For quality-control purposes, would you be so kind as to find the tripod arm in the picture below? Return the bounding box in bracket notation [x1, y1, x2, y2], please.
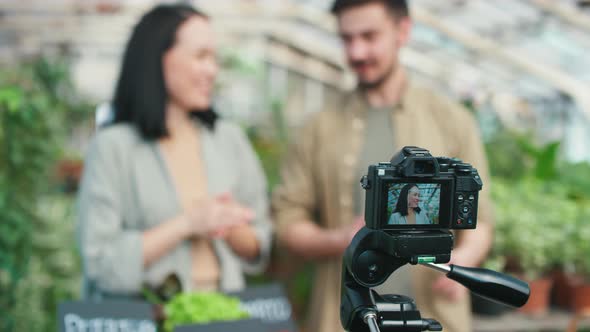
[424, 263, 530, 307]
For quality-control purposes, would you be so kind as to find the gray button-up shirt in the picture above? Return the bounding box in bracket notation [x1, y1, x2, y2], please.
[77, 120, 272, 299]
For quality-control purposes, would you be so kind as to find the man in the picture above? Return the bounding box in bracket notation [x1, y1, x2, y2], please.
[271, 1, 494, 331]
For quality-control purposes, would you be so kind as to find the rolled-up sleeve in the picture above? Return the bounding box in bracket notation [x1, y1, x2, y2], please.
[77, 133, 143, 294]
[271, 116, 319, 237]
[233, 127, 273, 274]
[457, 113, 495, 227]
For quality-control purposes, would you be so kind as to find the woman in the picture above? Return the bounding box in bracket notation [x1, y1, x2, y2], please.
[77, 4, 272, 299]
[388, 184, 431, 225]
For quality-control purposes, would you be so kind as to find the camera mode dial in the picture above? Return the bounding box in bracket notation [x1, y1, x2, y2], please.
[455, 163, 472, 174]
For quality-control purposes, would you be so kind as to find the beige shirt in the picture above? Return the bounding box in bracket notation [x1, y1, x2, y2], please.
[78, 120, 272, 299]
[272, 81, 494, 332]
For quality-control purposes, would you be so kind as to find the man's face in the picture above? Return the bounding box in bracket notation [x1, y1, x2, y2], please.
[337, 2, 411, 89]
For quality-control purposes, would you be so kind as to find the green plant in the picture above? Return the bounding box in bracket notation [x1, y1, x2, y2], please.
[246, 96, 289, 194]
[559, 161, 590, 202]
[484, 128, 590, 281]
[514, 135, 560, 181]
[572, 203, 590, 279]
[1, 65, 58, 331]
[248, 131, 285, 192]
[485, 129, 530, 180]
[492, 178, 578, 280]
[0, 56, 89, 331]
[11, 195, 81, 331]
[163, 292, 249, 331]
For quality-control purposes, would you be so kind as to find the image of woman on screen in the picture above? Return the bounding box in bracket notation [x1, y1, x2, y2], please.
[388, 183, 432, 225]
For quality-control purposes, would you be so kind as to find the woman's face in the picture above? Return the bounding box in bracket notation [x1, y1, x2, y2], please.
[162, 16, 218, 111]
[407, 186, 420, 209]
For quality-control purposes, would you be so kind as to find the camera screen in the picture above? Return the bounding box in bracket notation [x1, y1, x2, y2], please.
[385, 183, 441, 226]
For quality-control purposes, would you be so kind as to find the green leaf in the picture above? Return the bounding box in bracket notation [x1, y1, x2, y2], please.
[0, 56, 85, 330]
[163, 292, 249, 332]
[0, 86, 24, 112]
[534, 141, 560, 180]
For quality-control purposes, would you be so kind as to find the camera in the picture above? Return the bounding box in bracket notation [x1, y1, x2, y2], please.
[341, 147, 530, 332]
[361, 146, 483, 231]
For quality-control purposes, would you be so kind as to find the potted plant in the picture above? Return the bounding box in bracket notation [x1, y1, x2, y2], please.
[140, 274, 251, 332]
[547, 161, 590, 311]
[485, 125, 590, 314]
[163, 292, 249, 332]
[492, 178, 577, 315]
[567, 203, 590, 313]
[548, 202, 583, 311]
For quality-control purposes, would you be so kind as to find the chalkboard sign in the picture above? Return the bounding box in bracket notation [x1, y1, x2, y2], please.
[231, 283, 297, 332]
[58, 300, 157, 332]
[174, 319, 269, 332]
[58, 283, 296, 332]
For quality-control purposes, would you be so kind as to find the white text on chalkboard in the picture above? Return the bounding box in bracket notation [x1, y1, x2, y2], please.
[240, 298, 292, 322]
[64, 314, 157, 332]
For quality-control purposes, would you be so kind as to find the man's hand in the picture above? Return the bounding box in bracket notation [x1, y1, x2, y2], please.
[277, 216, 366, 261]
[432, 276, 467, 302]
[432, 222, 494, 301]
[432, 248, 473, 301]
[343, 216, 365, 245]
[221, 222, 261, 260]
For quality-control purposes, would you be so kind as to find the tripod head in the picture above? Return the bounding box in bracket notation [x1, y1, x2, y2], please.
[340, 227, 531, 332]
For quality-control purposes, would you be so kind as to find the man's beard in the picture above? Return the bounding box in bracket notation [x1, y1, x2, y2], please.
[356, 60, 396, 90]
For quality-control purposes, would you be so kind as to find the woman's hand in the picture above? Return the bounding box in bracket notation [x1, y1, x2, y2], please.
[180, 192, 254, 238]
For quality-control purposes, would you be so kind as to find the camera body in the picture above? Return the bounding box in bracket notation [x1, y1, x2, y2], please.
[341, 147, 530, 332]
[362, 146, 482, 231]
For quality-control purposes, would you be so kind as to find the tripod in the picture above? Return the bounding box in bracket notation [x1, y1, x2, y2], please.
[340, 227, 530, 332]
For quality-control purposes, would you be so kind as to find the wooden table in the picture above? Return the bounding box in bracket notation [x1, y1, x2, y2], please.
[474, 310, 590, 332]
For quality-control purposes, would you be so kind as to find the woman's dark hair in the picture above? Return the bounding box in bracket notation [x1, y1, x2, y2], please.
[112, 4, 208, 140]
[393, 183, 421, 216]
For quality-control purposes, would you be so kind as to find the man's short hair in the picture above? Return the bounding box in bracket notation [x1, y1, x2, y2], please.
[331, 0, 409, 19]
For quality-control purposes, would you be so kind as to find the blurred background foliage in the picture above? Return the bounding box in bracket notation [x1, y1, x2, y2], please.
[2, 50, 590, 330]
[485, 123, 590, 281]
[247, 98, 289, 192]
[0, 56, 90, 331]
